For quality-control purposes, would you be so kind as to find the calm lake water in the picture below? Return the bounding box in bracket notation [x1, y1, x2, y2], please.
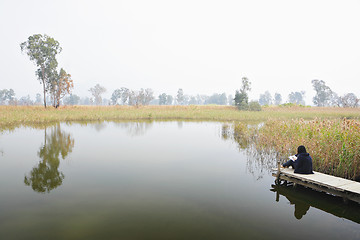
[0, 121, 359, 240]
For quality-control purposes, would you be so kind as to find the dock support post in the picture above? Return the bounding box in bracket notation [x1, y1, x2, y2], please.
[275, 160, 281, 185]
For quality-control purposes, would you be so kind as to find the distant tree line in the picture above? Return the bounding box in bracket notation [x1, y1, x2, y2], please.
[10, 36, 360, 110]
[256, 79, 359, 108]
[311, 79, 359, 107]
[258, 91, 306, 106]
[172, 88, 230, 105]
[2, 78, 359, 108]
[110, 87, 154, 106]
[109, 87, 231, 106]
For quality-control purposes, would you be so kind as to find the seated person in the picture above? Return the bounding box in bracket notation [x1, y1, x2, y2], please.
[282, 145, 314, 174]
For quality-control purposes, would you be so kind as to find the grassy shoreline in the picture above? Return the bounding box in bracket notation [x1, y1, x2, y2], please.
[2, 105, 360, 129]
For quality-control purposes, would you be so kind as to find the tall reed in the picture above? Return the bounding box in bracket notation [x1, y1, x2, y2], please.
[254, 118, 360, 180]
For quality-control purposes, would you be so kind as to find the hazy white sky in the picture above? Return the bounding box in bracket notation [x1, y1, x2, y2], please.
[1, 0, 359, 104]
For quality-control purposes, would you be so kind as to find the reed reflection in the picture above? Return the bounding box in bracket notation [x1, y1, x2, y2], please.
[24, 124, 74, 193]
[221, 122, 277, 179]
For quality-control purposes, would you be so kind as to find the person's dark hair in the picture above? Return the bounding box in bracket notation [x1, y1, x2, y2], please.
[297, 145, 307, 154]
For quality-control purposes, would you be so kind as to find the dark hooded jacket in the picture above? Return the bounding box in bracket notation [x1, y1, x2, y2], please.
[294, 153, 313, 174]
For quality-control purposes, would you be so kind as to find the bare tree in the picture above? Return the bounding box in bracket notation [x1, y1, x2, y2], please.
[339, 93, 359, 108]
[143, 88, 154, 105]
[89, 84, 106, 105]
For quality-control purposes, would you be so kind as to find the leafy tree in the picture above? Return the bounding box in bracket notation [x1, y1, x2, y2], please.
[35, 93, 42, 105]
[80, 97, 91, 105]
[228, 94, 234, 106]
[128, 90, 136, 106]
[183, 95, 190, 105]
[112, 87, 131, 105]
[7, 89, 16, 104]
[205, 93, 227, 105]
[166, 95, 173, 105]
[0, 89, 16, 105]
[0, 90, 5, 105]
[288, 91, 305, 105]
[218, 93, 227, 105]
[126, 88, 154, 106]
[120, 87, 130, 105]
[18, 95, 33, 106]
[63, 94, 80, 105]
[189, 96, 197, 105]
[248, 100, 262, 111]
[274, 93, 282, 105]
[258, 91, 272, 105]
[312, 79, 333, 106]
[89, 84, 106, 105]
[49, 68, 73, 107]
[234, 77, 251, 110]
[111, 89, 122, 105]
[20, 34, 62, 108]
[176, 88, 185, 105]
[159, 93, 167, 105]
[192, 94, 207, 105]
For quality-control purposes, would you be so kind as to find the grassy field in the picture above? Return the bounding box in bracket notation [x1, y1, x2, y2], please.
[2, 105, 360, 129]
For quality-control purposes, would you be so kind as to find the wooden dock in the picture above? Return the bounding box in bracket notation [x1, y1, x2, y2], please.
[272, 165, 360, 204]
[270, 184, 360, 223]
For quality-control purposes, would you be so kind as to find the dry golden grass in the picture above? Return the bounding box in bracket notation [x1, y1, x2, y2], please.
[2, 105, 360, 127]
[253, 118, 360, 180]
[1, 105, 360, 133]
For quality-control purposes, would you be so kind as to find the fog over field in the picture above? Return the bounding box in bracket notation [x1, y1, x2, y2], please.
[1, 0, 360, 105]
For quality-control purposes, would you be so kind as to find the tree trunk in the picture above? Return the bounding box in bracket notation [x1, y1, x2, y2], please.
[56, 91, 60, 108]
[42, 80, 47, 108]
[41, 66, 47, 108]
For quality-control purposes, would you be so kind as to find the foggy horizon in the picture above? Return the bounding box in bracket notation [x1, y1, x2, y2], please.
[1, 0, 360, 105]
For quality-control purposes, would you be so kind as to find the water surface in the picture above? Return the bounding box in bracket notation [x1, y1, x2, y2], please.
[0, 121, 359, 239]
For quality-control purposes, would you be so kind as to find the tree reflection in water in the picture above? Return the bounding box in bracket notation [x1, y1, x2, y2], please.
[24, 124, 74, 193]
[113, 120, 153, 137]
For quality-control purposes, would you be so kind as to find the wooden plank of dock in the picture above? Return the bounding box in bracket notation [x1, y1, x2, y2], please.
[272, 167, 360, 204]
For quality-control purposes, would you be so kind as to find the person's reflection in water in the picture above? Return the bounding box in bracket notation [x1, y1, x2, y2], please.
[272, 184, 311, 220]
[24, 124, 74, 193]
[293, 201, 310, 220]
